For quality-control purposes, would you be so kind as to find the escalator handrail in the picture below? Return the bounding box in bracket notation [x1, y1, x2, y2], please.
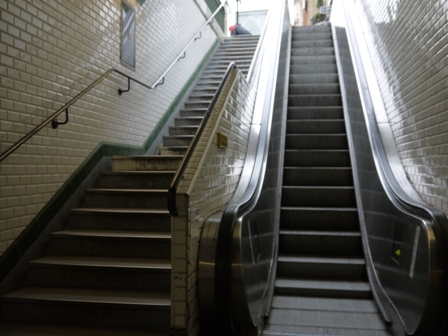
[339, 0, 448, 267]
[335, 0, 448, 332]
[167, 62, 237, 216]
[213, 1, 288, 332]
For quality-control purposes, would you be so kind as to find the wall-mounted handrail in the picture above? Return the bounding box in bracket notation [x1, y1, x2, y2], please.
[167, 62, 236, 217]
[0, 68, 114, 163]
[151, 1, 227, 88]
[0, 3, 228, 164]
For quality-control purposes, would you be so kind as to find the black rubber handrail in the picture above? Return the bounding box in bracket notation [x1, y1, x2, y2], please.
[167, 62, 237, 217]
[0, 3, 227, 164]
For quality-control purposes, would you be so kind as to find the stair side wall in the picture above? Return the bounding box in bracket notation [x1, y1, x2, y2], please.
[0, 0, 220, 259]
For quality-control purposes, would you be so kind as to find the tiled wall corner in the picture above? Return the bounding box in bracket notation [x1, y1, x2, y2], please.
[171, 68, 257, 335]
[0, 0, 218, 255]
[356, 0, 448, 214]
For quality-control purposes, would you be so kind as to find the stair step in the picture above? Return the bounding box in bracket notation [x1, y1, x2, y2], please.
[289, 74, 339, 85]
[97, 171, 175, 189]
[291, 39, 334, 49]
[111, 156, 182, 172]
[292, 32, 333, 41]
[292, 26, 332, 34]
[168, 126, 198, 136]
[266, 298, 390, 335]
[289, 83, 340, 94]
[280, 207, 359, 231]
[68, 208, 170, 232]
[48, 230, 171, 259]
[2, 287, 170, 331]
[84, 189, 168, 209]
[0, 323, 168, 336]
[279, 230, 362, 256]
[288, 106, 343, 119]
[28, 256, 171, 292]
[282, 186, 356, 207]
[184, 101, 211, 109]
[277, 255, 367, 280]
[285, 134, 348, 150]
[163, 135, 194, 147]
[290, 47, 335, 57]
[291, 55, 336, 65]
[179, 108, 208, 117]
[284, 149, 351, 167]
[283, 167, 353, 186]
[286, 120, 345, 134]
[274, 278, 371, 299]
[174, 116, 203, 126]
[158, 146, 188, 156]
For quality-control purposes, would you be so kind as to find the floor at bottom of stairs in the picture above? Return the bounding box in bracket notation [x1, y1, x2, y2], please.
[0, 324, 168, 336]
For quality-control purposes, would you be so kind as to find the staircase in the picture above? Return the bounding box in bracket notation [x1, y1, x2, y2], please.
[0, 36, 259, 335]
[263, 26, 391, 335]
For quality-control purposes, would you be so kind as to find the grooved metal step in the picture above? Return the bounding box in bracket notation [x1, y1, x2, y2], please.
[280, 207, 359, 231]
[274, 278, 371, 299]
[283, 167, 353, 186]
[286, 120, 345, 133]
[265, 24, 389, 336]
[289, 82, 340, 94]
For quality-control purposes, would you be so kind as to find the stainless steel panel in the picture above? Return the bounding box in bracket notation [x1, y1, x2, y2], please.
[331, 1, 448, 334]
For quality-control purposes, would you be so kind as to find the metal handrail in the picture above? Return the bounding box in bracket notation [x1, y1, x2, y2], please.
[0, 68, 114, 163]
[167, 62, 237, 216]
[152, 1, 227, 88]
[0, 4, 227, 163]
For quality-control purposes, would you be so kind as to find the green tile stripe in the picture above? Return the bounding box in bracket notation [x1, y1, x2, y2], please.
[0, 38, 219, 283]
[194, 0, 226, 34]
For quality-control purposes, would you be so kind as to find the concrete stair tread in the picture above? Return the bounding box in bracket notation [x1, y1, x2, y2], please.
[275, 278, 371, 292]
[30, 255, 171, 269]
[70, 208, 170, 215]
[163, 134, 194, 138]
[4, 287, 171, 306]
[0, 323, 169, 336]
[51, 230, 171, 240]
[278, 255, 365, 265]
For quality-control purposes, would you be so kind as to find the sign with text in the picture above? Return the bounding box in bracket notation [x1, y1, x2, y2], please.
[320, 6, 332, 14]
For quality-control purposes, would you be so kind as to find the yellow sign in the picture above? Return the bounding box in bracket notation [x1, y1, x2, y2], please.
[217, 132, 228, 149]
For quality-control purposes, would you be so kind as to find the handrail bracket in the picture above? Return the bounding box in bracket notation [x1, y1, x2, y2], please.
[52, 108, 69, 129]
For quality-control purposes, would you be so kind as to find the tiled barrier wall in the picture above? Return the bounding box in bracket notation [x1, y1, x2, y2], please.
[0, 0, 219, 255]
[355, 0, 448, 214]
[172, 69, 256, 335]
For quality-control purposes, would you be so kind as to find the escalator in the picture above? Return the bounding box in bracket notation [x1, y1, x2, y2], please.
[199, 1, 448, 335]
[263, 25, 390, 335]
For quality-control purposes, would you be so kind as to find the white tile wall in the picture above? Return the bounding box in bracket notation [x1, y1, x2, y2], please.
[0, 0, 218, 255]
[355, 0, 448, 214]
[172, 68, 256, 334]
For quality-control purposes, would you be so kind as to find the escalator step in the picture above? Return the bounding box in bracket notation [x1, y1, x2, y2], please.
[281, 186, 356, 207]
[279, 230, 362, 256]
[274, 278, 372, 299]
[283, 167, 353, 186]
[277, 255, 367, 280]
[280, 207, 359, 231]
